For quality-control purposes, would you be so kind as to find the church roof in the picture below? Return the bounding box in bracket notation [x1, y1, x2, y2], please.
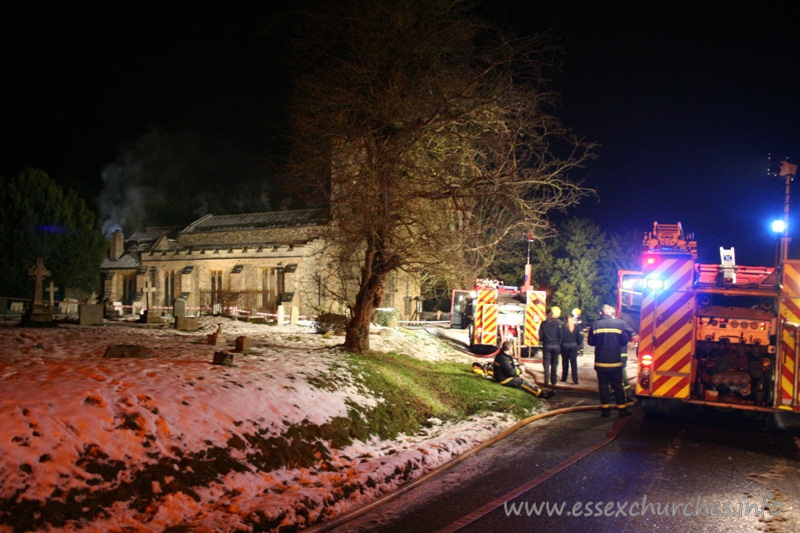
[102, 209, 329, 263]
[181, 209, 327, 234]
[100, 252, 141, 270]
[126, 227, 181, 252]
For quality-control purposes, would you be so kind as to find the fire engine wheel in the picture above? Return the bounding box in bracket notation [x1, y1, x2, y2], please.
[639, 398, 656, 416]
[639, 397, 683, 419]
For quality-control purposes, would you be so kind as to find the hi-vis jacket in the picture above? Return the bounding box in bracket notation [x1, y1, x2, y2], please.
[587, 317, 630, 369]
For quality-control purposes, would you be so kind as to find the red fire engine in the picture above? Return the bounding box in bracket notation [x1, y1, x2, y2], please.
[451, 279, 546, 356]
[620, 222, 800, 425]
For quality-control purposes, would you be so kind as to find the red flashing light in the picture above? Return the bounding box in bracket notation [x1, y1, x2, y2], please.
[643, 254, 660, 270]
[641, 354, 653, 367]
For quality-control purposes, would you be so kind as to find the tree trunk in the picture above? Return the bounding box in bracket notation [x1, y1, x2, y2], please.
[344, 246, 388, 353]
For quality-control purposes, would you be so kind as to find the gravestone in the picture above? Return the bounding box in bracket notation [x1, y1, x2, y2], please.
[29, 258, 48, 307]
[175, 315, 199, 331]
[173, 298, 196, 330]
[248, 310, 267, 324]
[60, 298, 79, 314]
[79, 303, 105, 326]
[140, 282, 162, 323]
[277, 305, 285, 325]
[290, 306, 299, 325]
[235, 336, 250, 352]
[212, 351, 234, 366]
[104, 301, 121, 319]
[173, 298, 187, 318]
[139, 309, 163, 324]
[142, 282, 156, 309]
[21, 258, 54, 326]
[45, 282, 58, 308]
[207, 323, 226, 346]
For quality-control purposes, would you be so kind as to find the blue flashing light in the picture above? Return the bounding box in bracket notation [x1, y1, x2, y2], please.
[35, 224, 68, 235]
[772, 219, 787, 234]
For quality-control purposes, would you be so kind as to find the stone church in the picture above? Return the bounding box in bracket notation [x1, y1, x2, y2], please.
[100, 209, 421, 321]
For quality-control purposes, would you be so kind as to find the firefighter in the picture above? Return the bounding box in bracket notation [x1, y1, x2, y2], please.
[571, 308, 584, 332]
[572, 308, 585, 356]
[560, 313, 583, 384]
[587, 304, 631, 417]
[493, 340, 555, 399]
[539, 306, 565, 386]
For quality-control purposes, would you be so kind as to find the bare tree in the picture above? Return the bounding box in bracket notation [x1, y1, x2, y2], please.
[285, 0, 596, 352]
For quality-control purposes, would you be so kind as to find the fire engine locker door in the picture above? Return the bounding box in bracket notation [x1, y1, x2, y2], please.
[450, 290, 472, 329]
[778, 260, 800, 408]
[642, 288, 695, 399]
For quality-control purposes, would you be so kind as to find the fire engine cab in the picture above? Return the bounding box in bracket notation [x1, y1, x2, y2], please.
[451, 279, 547, 356]
[621, 222, 800, 423]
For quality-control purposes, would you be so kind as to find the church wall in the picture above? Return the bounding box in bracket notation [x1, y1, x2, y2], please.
[101, 226, 422, 322]
[137, 244, 312, 316]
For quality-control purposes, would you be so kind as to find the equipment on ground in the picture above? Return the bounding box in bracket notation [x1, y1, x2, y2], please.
[472, 361, 494, 379]
[619, 221, 800, 423]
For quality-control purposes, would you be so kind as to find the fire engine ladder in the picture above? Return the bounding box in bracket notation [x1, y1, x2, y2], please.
[645, 221, 698, 256]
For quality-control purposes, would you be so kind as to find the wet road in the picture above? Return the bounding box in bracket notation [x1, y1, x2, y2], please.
[331, 391, 800, 533]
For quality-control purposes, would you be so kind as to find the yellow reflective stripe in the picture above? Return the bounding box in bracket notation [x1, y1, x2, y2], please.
[499, 377, 515, 385]
[593, 328, 623, 334]
[595, 362, 623, 368]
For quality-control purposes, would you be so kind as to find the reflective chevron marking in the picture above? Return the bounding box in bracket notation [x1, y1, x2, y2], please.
[639, 256, 694, 399]
[523, 291, 546, 347]
[780, 263, 800, 405]
[472, 289, 496, 345]
[480, 304, 498, 345]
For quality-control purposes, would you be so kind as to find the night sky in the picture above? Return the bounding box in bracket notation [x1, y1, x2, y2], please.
[2, 1, 799, 265]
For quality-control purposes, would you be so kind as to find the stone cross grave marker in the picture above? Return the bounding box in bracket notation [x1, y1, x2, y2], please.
[142, 281, 157, 310]
[28, 258, 51, 307]
[46, 282, 58, 308]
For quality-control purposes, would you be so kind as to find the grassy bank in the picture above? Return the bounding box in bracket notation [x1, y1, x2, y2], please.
[335, 349, 541, 443]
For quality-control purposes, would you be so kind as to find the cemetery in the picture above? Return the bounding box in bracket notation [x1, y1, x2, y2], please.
[3, 256, 309, 330]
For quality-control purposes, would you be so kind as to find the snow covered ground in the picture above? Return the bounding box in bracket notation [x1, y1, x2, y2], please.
[0, 316, 519, 532]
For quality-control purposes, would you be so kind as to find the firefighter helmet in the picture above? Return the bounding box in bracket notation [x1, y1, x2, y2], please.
[572, 308, 581, 317]
[550, 306, 561, 318]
